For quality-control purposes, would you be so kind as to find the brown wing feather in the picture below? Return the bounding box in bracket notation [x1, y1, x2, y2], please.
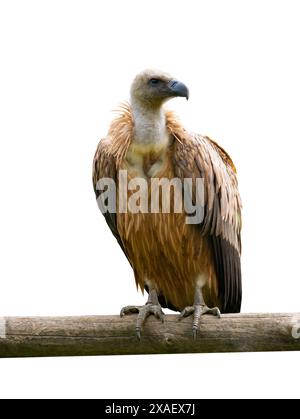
[93, 138, 130, 263]
[173, 129, 242, 313]
[93, 105, 134, 262]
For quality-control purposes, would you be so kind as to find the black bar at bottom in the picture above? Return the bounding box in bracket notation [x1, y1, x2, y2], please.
[98, 400, 204, 416]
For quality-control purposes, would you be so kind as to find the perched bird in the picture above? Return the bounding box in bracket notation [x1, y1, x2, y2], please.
[93, 69, 242, 339]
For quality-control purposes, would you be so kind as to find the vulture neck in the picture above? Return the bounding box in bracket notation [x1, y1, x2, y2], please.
[131, 99, 169, 148]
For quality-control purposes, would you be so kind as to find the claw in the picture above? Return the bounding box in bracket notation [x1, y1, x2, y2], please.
[120, 306, 140, 318]
[212, 307, 222, 319]
[153, 305, 165, 322]
[179, 304, 221, 339]
[192, 326, 198, 340]
[178, 306, 195, 320]
[121, 303, 165, 339]
[136, 327, 141, 341]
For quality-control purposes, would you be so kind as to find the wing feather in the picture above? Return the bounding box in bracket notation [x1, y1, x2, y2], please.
[174, 133, 242, 313]
[93, 138, 130, 262]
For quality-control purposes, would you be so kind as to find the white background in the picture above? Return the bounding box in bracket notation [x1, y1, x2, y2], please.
[0, 0, 299, 399]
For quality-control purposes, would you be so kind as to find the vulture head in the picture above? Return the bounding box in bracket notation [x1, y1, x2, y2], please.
[130, 69, 189, 108]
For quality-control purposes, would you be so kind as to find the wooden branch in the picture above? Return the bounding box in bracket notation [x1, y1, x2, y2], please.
[0, 313, 300, 358]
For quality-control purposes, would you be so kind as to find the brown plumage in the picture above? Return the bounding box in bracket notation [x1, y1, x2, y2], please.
[93, 70, 242, 337]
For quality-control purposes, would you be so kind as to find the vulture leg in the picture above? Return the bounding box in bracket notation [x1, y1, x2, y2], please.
[179, 281, 221, 339]
[120, 288, 165, 340]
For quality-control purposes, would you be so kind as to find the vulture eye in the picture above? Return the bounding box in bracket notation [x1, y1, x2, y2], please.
[149, 78, 160, 85]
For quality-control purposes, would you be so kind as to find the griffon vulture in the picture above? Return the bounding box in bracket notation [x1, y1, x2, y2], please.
[93, 69, 242, 338]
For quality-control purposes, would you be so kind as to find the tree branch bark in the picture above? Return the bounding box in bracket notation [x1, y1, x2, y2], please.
[0, 313, 299, 358]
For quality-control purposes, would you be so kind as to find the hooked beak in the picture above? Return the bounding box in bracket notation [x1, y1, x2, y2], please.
[168, 80, 189, 100]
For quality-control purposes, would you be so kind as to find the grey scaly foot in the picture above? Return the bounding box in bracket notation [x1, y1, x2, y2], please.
[120, 288, 165, 339]
[179, 280, 221, 339]
[179, 304, 221, 339]
[120, 303, 164, 339]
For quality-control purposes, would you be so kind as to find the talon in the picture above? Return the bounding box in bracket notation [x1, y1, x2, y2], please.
[136, 328, 141, 340]
[179, 306, 195, 320]
[120, 302, 165, 339]
[192, 327, 198, 340]
[214, 308, 221, 318]
[120, 305, 140, 318]
[180, 302, 221, 338]
[153, 306, 165, 322]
